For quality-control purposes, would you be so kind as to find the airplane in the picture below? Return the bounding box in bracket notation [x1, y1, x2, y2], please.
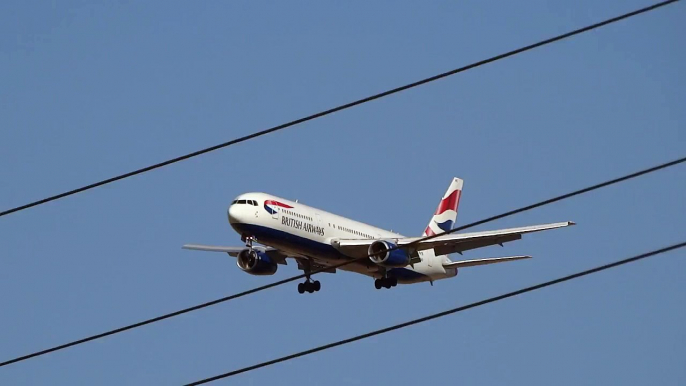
[183, 178, 575, 294]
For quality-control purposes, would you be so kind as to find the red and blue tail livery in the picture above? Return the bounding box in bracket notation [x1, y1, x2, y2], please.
[264, 200, 293, 215]
[423, 178, 463, 237]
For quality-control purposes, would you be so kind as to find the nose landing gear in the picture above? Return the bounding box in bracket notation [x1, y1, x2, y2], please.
[242, 235, 255, 249]
[374, 277, 398, 290]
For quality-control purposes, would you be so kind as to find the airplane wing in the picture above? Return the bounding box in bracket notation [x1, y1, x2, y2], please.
[182, 244, 289, 265]
[182, 244, 335, 272]
[332, 221, 575, 257]
[443, 255, 531, 268]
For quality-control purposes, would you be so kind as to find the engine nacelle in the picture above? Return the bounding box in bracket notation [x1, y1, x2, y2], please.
[368, 240, 410, 268]
[237, 249, 278, 275]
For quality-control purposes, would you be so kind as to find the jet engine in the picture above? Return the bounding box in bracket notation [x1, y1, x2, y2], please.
[368, 240, 410, 267]
[237, 249, 278, 275]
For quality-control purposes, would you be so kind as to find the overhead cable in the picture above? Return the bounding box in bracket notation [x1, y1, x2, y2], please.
[0, 0, 678, 218]
[1, 155, 683, 368]
[184, 241, 686, 385]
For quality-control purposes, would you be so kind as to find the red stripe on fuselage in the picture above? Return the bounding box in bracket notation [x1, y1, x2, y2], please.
[265, 200, 293, 208]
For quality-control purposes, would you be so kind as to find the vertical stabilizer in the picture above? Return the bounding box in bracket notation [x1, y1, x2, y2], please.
[422, 178, 463, 236]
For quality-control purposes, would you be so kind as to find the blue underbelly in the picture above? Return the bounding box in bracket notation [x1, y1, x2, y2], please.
[233, 222, 429, 283]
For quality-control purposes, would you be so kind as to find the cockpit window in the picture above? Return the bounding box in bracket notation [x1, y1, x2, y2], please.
[232, 199, 258, 206]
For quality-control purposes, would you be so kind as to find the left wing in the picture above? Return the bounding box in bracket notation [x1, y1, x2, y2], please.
[333, 221, 575, 257]
[443, 255, 531, 268]
[182, 244, 289, 265]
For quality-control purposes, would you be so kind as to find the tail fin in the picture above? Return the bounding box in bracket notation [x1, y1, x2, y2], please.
[422, 178, 463, 237]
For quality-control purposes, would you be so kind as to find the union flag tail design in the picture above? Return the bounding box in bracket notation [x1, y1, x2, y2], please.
[422, 178, 464, 237]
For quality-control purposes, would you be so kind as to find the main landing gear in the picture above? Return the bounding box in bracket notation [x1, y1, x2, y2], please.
[374, 277, 398, 290]
[298, 279, 321, 294]
[297, 260, 321, 294]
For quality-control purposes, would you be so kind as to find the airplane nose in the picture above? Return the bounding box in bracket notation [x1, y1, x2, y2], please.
[228, 204, 240, 224]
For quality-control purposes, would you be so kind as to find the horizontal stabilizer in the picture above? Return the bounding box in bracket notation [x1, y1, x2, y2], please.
[443, 255, 532, 269]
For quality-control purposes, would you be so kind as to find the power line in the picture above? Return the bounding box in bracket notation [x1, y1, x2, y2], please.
[1, 155, 683, 368]
[397, 156, 686, 250]
[184, 241, 686, 385]
[0, 0, 678, 219]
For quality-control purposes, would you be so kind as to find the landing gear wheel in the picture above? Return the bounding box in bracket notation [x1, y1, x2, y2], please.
[243, 235, 254, 249]
[298, 279, 321, 294]
[374, 277, 397, 290]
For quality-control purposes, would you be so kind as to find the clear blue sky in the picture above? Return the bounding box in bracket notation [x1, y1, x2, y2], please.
[1, 1, 684, 385]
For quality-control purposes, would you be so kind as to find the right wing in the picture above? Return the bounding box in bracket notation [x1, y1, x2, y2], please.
[182, 244, 289, 265]
[182, 244, 335, 272]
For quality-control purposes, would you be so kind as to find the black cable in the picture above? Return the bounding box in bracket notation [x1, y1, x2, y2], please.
[184, 241, 686, 385]
[1, 155, 683, 368]
[397, 156, 686, 250]
[0, 0, 678, 219]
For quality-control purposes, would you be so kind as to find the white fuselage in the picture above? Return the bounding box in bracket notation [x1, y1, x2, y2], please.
[227, 192, 457, 284]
